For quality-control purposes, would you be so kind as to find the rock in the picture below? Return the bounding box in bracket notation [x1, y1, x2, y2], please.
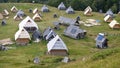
[61, 56, 70, 63]
[33, 57, 40, 64]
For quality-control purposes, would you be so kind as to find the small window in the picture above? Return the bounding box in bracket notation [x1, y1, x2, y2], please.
[22, 29, 24, 31]
[57, 39, 60, 41]
[27, 20, 31, 23]
[71, 28, 77, 34]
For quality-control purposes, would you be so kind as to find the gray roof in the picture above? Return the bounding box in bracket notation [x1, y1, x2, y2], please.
[58, 2, 66, 10]
[66, 6, 75, 14]
[43, 27, 57, 41]
[105, 9, 114, 17]
[64, 25, 86, 39]
[53, 21, 60, 26]
[32, 30, 42, 41]
[58, 16, 79, 25]
[53, 22, 60, 30]
[41, 5, 49, 12]
[43, 27, 51, 37]
[16, 10, 25, 16]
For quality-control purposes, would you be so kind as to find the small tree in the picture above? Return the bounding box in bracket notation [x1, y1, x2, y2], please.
[111, 4, 117, 13]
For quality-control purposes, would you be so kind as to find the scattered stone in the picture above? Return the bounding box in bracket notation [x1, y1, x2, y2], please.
[53, 13, 58, 18]
[61, 56, 70, 63]
[33, 57, 40, 64]
[0, 45, 8, 51]
[29, 8, 33, 13]
[1, 19, 7, 26]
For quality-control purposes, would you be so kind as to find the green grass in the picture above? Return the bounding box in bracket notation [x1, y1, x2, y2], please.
[0, 3, 120, 68]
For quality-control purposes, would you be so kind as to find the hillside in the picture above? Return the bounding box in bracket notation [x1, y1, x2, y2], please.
[0, 3, 120, 68]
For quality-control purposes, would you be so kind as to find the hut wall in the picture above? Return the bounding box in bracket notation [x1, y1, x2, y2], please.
[49, 50, 67, 56]
[16, 38, 30, 45]
[106, 18, 113, 22]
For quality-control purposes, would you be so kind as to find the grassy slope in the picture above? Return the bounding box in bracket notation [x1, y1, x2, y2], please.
[0, 3, 120, 68]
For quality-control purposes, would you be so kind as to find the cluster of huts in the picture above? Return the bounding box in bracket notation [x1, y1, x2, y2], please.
[0, 4, 69, 56]
[0, 2, 88, 56]
[13, 15, 68, 56]
[57, 2, 110, 48]
[104, 9, 120, 29]
[58, 2, 93, 15]
[95, 9, 120, 48]
[0, 5, 47, 21]
[1, 2, 120, 57]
